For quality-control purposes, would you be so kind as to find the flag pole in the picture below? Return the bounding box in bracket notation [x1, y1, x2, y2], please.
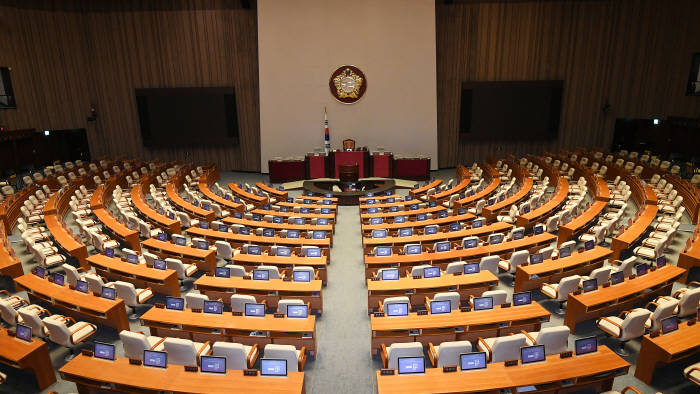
[324, 107, 330, 154]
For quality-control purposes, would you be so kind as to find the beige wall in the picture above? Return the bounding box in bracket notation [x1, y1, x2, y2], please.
[258, 0, 438, 173]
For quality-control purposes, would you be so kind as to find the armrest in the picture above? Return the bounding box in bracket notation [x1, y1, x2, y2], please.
[261, 299, 267, 306]
[150, 336, 167, 350]
[520, 330, 536, 344]
[64, 316, 77, 325]
[405, 269, 411, 277]
[424, 296, 431, 310]
[378, 300, 384, 313]
[380, 343, 389, 368]
[70, 322, 97, 344]
[644, 301, 658, 311]
[617, 310, 630, 318]
[689, 281, 700, 288]
[427, 342, 438, 367]
[477, 337, 492, 361]
[247, 343, 259, 369]
[197, 341, 213, 361]
[315, 271, 320, 280]
[597, 316, 623, 338]
[620, 387, 643, 394]
[0, 290, 10, 297]
[297, 346, 307, 372]
[541, 283, 558, 298]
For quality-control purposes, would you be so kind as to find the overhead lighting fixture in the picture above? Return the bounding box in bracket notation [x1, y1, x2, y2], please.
[44, 130, 50, 136]
[652, 118, 660, 125]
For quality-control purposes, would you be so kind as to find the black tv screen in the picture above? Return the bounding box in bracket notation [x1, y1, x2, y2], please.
[459, 80, 563, 140]
[136, 87, 239, 147]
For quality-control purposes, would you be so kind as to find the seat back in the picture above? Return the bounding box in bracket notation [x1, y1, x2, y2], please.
[257, 265, 281, 279]
[225, 264, 247, 277]
[535, 326, 570, 354]
[165, 258, 187, 279]
[433, 292, 460, 311]
[163, 338, 198, 366]
[383, 296, 410, 313]
[231, 294, 257, 312]
[539, 246, 554, 260]
[214, 241, 233, 260]
[62, 264, 82, 287]
[186, 293, 209, 309]
[589, 267, 612, 284]
[445, 261, 467, 275]
[278, 299, 305, 314]
[43, 318, 72, 347]
[679, 287, 700, 317]
[436, 340, 472, 367]
[264, 344, 300, 372]
[114, 281, 138, 306]
[491, 334, 527, 363]
[386, 342, 423, 370]
[213, 342, 248, 370]
[0, 299, 18, 325]
[85, 274, 107, 295]
[619, 310, 652, 341]
[649, 299, 678, 331]
[556, 275, 582, 302]
[506, 250, 529, 273]
[479, 255, 500, 275]
[481, 290, 507, 305]
[120, 330, 153, 360]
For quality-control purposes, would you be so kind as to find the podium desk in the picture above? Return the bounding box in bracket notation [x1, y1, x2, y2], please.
[376, 345, 628, 394]
[371, 152, 392, 178]
[269, 159, 305, 183]
[141, 238, 217, 273]
[0, 328, 56, 390]
[366, 271, 498, 313]
[635, 320, 700, 384]
[14, 273, 130, 332]
[233, 253, 328, 285]
[305, 153, 328, 179]
[370, 303, 549, 354]
[331, 150, 370, 178]
[194, 275, 323, 314]
[60, 354, 305, 394]
[86, 254, 181, 297]
[394, 157, 430, 181]
[514, 246, 613, 293]
[563, 265, 685, 333]
[140, 307, 317, 356]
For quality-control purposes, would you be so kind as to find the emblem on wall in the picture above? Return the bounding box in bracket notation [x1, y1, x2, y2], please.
[329, 65, 367, 104]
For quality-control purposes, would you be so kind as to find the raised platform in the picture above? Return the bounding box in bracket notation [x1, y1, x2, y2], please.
[302, 178, 397, 205]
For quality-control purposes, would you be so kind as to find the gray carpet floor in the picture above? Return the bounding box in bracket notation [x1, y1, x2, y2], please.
[0, 168, 698, 393]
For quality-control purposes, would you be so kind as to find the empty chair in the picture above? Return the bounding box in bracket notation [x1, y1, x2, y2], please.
[409, 264, 433, 278]
[445, 261, 468, 275]
[278, 299, 306, 315]
[379, 342, 424, 369]
[62, 264, 88, 287]
[256, 265, 283, 279]
[292, 266, 316, 280]
[379, 296, 411, 314]
[230, 294, 261, 312]
[468, 199, 486, 215]
[2, 298, 44, 327]
[541, 275, 582, 314]
[596, 309, 652, 355]
[212, 342, 259, 370]
[522, 325, 570, 355]
[119, 330, 166, 360]
[164, 257, 198, 289]
[664, 282, 700, 317]
[224, 264, 247, 277]
[114, 281, 153, 319]
[43, 316, 97, 360]
[479, 255, 500, 276]
[162, 338, 212, 366]
[610, 256, 636, 277]
[186, 293, 210, 309]
[498, 250, 529, 285]
[428, 340, 472, 367]
[476, 333, 527, 363]
[426, 292, 460, 311]
[478, 290, 507, 305]
[639, 298, 679, 332]
[84, 274, 115, 296]
[263, 344, 307, 372]
[581, 266, 612, 285]
[545, 215, 559, 233]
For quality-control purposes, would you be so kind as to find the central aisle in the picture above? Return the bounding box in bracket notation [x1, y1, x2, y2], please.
[308, 205, 376, 393]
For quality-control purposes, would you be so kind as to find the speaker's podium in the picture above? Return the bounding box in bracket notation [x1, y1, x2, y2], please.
[330, 148, 370, 179]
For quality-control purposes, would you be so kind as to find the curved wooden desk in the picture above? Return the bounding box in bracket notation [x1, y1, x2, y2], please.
[86, 254, 180, 297]
[0, 328, 56, 390]
[43, 189, 89, 268]
[429, 179, 471, 202]
[229, 183, 267, 205]
[131, 183, 180, 234]
[454, 174, 500, 209]
[361, 206, 447, 220]
[252, 209, 335, 222]
[678, 223, 700, 283]
[409, 179, 442, 197]
[610, 179, 658, 261]
[256, 182, 289, 200]
[1, 227, 23, 278]
[166, 183, 215, 222]
[361, 212, 476, 233]
[0, 185, 37, 233]
[222, 216, 334, 234]
[482, 177, 533, 221]
[517, 177, 569, 228]
[141, 238, 216, 273]
[362, 222, 512, 251]
[635, 320, 700, 384]
[233, 253, 328, 284]
[185, 227, 332, 249]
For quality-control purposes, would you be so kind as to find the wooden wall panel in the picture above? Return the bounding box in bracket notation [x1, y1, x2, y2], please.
[437, 0, 700, 168]
[0, 0, 260, 171]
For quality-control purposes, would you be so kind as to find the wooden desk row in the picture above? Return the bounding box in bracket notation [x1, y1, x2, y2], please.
[610, 177, 658, 261]
[197, 168, 244, 213]
[195, 275, 323, 314]
[141, 238, 217, 273]
[43, 187, 89, 268]
[86, 254, 181, 297]
[366, 271, 498, 313]
[482, 178, 533, 221]
[370, 303, 550, 355]
[409, 179, 442, 197]
[360, 212, 476, 233]
[376, 346, 629, 394]
[251, 208, 335, 223]
[635, 320, 700, 384]
[166, 183, 215, 222]
[517, 177, 569, 228]
[222, 216, 334, 234]
[60, 354, 304, 394]
[131, 183, 181, 234]
[429, 179, 471, 202]
[678, 223, 700, 283]
[232, 253, 329, 285]
[0, 185, 37, 234]
[0, 226, 23, 278]
[256, 181, 289, 200]
[186, 226, 332, 250]
[0, 328, 56, 390]
[140, 307, 318, 357]
[14, 273, 130, 332]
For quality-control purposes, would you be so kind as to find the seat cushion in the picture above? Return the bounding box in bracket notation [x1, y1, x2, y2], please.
[45, 254, 66, 266]
[597, 316, 623, 337]
[70, 323, 96, 342]
[185, 264, 198, 276]
[541, 284, 558, 299]
[146, 335, 165, 351]
[137, 289, 153, 303]
[195, 341, 211, 357]
[497, 261, 509, 271]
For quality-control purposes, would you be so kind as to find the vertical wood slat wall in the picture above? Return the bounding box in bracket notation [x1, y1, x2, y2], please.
[0, 0, 260, 171]
[436, 0, 700, 168]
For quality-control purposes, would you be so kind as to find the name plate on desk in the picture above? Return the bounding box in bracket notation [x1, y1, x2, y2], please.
[417, 310, 428, 316]
[191, 308, 202, 313]
[412, 275, 422, 280]
[504, 359, 519, 367]
[374, 312, 385, 317]
[498, 322, 509, 328]
[274, 313, 285, 318]
[442, 365, 458, 373]
[283, 277, 292, 282]
[452, 272, 462, 276]
[408, 329, 420, 336]
[501, 303, 511, 308]
[559, 351, 573, 358]
[380, 369, 396, 376]
[460, 307, 471, 312]
[302, 333, 313, 339]
[244, 369, 258, 376]
[155, 303, 165, 309]
[81, 349, 94, 357]
[371, 277, 380, 281]
[232, 311, 243, 316]
[184, 365, 198, 372]
[243, 275, 252, 280]
[129, 358, 142, 365]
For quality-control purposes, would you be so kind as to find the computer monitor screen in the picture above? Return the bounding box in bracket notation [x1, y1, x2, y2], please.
[94, 342, 115, 361]
[521, 345, 546, 364]
[513, 291, 532, 306]
[143, 350, 167, 368]
[105, 248, 115, 258]
[430, 300, 451, 314]
[533, 225, 543, 235]
[253, 269, 269, 281]
[368, 207, 378, 214]
[582, 278, 597, 293]
[192, 200, 199, 207]
[387, 198, 395, 203]
[460, 238, 477, 250]
[280, 206, 289, 213]
[34, 266, 45, 278]
[248, 246, 262, 255]
[661, 316, 679, 334]
[464, 263, 480, 274]
[306, 248, 322, 257]
[277, 247, 291, 257]
[325, 193, 333, 198]
[287, 304, 308, 318]
[168, 212, 175, 219]
[196, 240, 208, 250]
[313, 231, 325, 239]
[233, 211, 243, 219]
[376, 247, 392, 257]
[252, 214, 262, 221]
[323, 200, 332, 205]
[487, 198, 495, 206]
[410, 204, 419, 211]
[293, 271, 311, 282]
[202, 203, 211, 211]
[321, 208, 331, 215]
[15, 324, 32, 342]
[399, 228, 413, 237]
[558, 247, 571, 258]
[262, 204, 271, 210]
[215, 267, 231, 278]
[126, 254, 139, 264]
[522, 205, 531, 214]
[262, 228, 274, 237]
[489, 234, 503, 244]
[575, 337, 597, 356]
[512, 230, 524, 240]
[530, 253, 543, 264]
[429, 201, 437, 208]
[417, 214, 428, 222]
[438, 210, 448, 218]
[610, 271, 624, 285]
[458, 208, 467, 215]
[300, 208, 310, 214]
[636, 263, 648, 276]
[76, 280, 89, 293]
[386, 302, 409, 317]
[460, 352, 487, 371]
[239, 227, 251, 235]
[381, 268, 399, 281]
[200, 221, 209, 229]
[499, 194, 505, 202]
[450, 222, 461, 232]
[102, 287, 116, 300]
[166, 296, 184, 311]
[397, 357, 425, 375]
[584, 240, 594, 250]
[303, 198, 312, 204]
[245, 303, 265, 317]
[175, 237, 186, 246]
[273, 216, 283, 224]
[435, 242, 451, 252]
[424, 226, 438, 235]
[157, 232, 167, 241]
[317, 218, 329, 225]
[370, 217, 383, 225]
[286, 230, 300, 239]
[200, 356, 226, 374]
[406, 245, 421, 255]
[656, 256, 666, 268]
[260, 359, 287, 377]
[423, 267, 440, 278]
[203, 300, 223, 315]
[394, 216, 406, 223]
[153, 259, 166, 270]
[53, 273, 65, 286]
[473, 296, 493, 311]
[373, 230, 387, 238]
